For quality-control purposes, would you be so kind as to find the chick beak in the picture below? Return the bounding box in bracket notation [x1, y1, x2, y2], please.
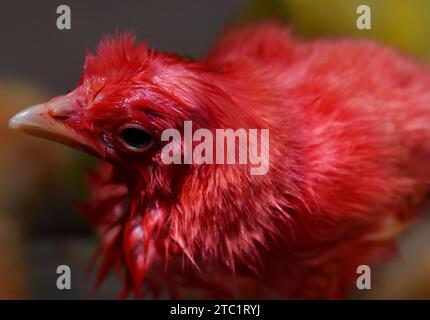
[9, 97, 101, 156]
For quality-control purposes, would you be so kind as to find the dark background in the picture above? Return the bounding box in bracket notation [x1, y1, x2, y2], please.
[0, 0, 247, 94]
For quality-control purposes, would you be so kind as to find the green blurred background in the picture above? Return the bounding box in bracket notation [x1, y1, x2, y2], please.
[246, 0, 430, 61]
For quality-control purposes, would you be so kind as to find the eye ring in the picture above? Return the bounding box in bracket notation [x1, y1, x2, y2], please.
[117, 124, 153, 152]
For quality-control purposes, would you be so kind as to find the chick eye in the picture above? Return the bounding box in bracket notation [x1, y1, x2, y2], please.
[118, 126, 153, 151]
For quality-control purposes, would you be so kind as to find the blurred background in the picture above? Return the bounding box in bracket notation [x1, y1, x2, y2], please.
[0, 0, 429, 299]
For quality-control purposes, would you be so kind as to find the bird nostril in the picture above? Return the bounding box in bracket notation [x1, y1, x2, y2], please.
[50, 113, 70, 120]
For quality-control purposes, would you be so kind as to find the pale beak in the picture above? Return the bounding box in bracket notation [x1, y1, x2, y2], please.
[9, 98, 101, 155]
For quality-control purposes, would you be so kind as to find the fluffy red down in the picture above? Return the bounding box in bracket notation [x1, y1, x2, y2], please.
[75, 23, 430, 298]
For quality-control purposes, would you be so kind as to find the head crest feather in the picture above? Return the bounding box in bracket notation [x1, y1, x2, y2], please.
[81, 32, 153, 82]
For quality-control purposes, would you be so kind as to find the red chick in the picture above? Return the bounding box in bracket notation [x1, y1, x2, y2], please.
[9, 23, 430, 299]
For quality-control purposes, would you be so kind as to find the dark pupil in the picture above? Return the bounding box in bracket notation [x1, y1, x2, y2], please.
[120, 128, 151, 149]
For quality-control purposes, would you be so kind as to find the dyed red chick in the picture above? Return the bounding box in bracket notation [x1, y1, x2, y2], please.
[9, 23, 430, 299]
